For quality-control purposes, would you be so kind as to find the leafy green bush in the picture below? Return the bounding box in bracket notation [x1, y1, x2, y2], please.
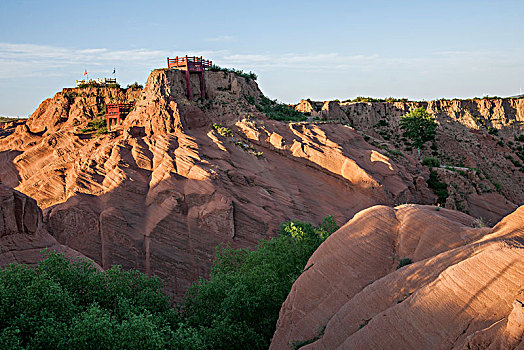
[210, 65, 257, 81]
[81, 117, 107, 135]
[78, 82, 120, 89]
[212, 123, 232, 137]
[422, 157, 440, 168]
[488, 127, 499, 135]
[257, 96, 307, 122]
[400, 108, 438, 150]
[385, 97, 409, 103]
[0, 250, 178, 349]
[0, 216, 339, 349]
[0, 116, 20, 122]
[179, 216, 339, 350]
[96, 126, 108, 136]
[427, 170, 449, 205]
[126, 82, 143, 89]
[342, 96, 408, 103]
[244, 95, 256, 105]
[397, 258, 412, 269]
[245, 94, 307, 122]
[386, 149, 402, 157]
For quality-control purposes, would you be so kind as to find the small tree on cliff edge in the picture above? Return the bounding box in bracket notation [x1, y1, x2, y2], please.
[400, 107, 437, 160]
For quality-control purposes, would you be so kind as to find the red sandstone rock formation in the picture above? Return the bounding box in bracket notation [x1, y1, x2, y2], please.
[0, 70, 435, 298]
[295, 98, 524, 222]
[0, 183, 87, 266]
[270, 204, 524, 349]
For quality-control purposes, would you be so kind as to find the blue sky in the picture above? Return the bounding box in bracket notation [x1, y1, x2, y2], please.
[1, 0, 523, 117]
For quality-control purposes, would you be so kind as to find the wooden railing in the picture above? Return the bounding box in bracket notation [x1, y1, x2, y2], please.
[105, 103, 134, 116]
[167, 56, 213, 70]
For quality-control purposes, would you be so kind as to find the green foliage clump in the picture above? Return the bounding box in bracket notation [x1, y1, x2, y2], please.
[179, 216, 339, 350]
[81, 117, 107, 135]
[386, 149, 402, 157]
[488, 127, 499, 135]
[421, 157, 440, 168]
[244, 95, 256, 105]
[515, 134, 524, 142]
[343, 97, 408, 103]
[210, 65, 257, 81]
[0, 216, 339, 349]
[400, 108, 438, 149]
[96, 126, 108, 136]
[352, 96, 383, 103]
[246, 94, 307, 122]
[257, 96, 307, 122]
[427, 170, 449, 205]
[212, 123, 232, 137]
[385, 97, 409, 103]
[0, 250, 178, 349]
[126, 82, 144, 89]
[78, 82, 120, 89]
[0, 116, 19, 122]
[397, 258, 413, 269]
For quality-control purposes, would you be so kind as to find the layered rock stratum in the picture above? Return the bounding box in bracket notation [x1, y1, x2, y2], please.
[296, 98, 524, 224]
[271, 204, 524, 349]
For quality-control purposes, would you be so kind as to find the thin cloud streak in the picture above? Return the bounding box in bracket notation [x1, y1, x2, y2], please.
[1, 42, 522, 80]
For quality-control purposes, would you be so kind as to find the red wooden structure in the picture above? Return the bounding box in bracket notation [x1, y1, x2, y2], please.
[167, 56, 212, 100]
[105, 103, 134, 131]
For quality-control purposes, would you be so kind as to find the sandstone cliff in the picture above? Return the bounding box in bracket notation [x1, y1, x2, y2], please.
[271, 204, 524, 349]
[296, 98, 524, 223]
[0, 70, 434, 298]
[0, 183, 86, 266]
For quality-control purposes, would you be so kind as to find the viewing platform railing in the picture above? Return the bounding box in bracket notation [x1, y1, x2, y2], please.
[167, 56, 213, 71]
[105, 103, 134, 116]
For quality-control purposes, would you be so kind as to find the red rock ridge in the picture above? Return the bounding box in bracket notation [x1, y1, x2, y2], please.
[271, 204, 524, 349]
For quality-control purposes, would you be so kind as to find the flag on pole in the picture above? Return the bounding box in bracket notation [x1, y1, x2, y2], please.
[84, 69, 87, 76]
[112, 68, 116, 75]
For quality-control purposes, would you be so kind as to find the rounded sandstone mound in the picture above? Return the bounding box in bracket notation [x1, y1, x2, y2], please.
[271, 204, 524, 349]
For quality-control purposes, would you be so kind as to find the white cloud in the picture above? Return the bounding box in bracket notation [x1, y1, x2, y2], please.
[0, 42, 522, 106]
[2, 42, 522, 79]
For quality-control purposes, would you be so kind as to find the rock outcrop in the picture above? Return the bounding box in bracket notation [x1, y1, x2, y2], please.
[296, 97, 524, 223]
[0, 70, 436, 298]
[0, 183, 86, 266]
[271, 204, 524, 349]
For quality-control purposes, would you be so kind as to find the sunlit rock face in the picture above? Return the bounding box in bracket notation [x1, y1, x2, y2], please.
[298, 97, 524, 224]
[271, 204, 524, 350]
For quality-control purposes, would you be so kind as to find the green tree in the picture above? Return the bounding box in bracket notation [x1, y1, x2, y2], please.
[400, 108, 438, 159]
[0, 217, 340, 349]
[0, 250, 178, 349]
[180, 216, 339, 349]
